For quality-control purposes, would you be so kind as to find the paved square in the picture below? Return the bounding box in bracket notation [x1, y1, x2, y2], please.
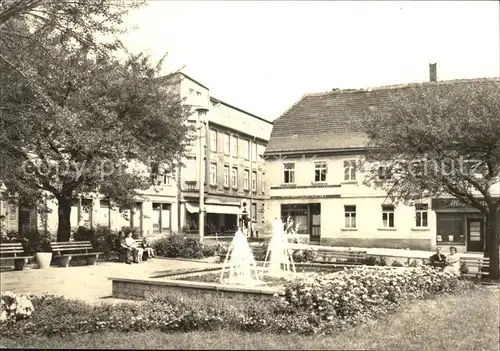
[0, 258, 220, 304]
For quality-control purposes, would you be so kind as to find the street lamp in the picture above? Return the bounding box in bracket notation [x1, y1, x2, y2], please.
[196, 107, 209, 244]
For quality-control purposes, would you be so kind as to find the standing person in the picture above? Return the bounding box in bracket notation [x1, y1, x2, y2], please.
[429, 246, 447, 268]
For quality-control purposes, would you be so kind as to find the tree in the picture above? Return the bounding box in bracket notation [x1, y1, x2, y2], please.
[1, 1, 194, 241]
[356, 79, 500, 281]
[1, 0, 145, 106]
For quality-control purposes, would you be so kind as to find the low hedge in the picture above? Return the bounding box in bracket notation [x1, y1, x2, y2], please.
[0, 266, 476, 337]
[153, 234, 218, 259]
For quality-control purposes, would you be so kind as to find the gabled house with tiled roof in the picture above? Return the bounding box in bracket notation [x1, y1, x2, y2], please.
[264, 72, 500, 252]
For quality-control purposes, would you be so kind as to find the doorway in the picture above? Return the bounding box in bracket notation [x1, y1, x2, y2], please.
[466, 219, 484, 252]
[309, 203, 321, 244]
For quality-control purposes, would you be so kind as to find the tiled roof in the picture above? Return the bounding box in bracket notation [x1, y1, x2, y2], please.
[265, 78, 500, 155]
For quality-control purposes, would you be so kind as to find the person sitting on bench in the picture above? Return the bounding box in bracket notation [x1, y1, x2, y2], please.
[141, 237, 155, 259]
[121, 232, 143, 264]
[429, 246, 447, 268]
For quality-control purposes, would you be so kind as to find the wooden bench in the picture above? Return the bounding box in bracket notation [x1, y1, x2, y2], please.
[118, 239, 154, 263]
[316, 249, 368, 264]
[460, 257, 490, 278]
[51, 241, 102, 267]
[0, 242, 34, 271]
[248, 246, 367, 264]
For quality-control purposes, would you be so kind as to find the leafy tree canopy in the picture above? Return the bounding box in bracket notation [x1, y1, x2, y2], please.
[1, 0, 194, 240]
[354, 79, 500, 280]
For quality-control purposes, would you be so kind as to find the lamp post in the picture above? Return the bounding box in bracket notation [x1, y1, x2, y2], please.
[196, 108, 209, 243]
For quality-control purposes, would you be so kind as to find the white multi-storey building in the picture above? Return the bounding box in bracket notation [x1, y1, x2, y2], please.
[264, 77, 500, 252]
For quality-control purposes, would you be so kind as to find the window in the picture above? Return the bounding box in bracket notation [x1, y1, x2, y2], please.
[223, 165, 229, 187]
[152, 203, 171, 233]
[196, 91, 201, 97]
[378, 166, 388, 180]
[189, 88, 194, 95]
[415, 204, 428, 227]
[344, 160, 356, 181]
[252, 171, 257, 191]
[231, 135, 238, 157]
[210, 163, 217, 185]
[231, 167, 238, 188]
[151, 161, 174, 186]
[262, 178, 266, 194]
[382, 204, 395, 228]
[163, 172, 173, 186]
[436, 213, 465, 243]
[244, 170, 249, 190]
[242, 140, 250, 160]
[252, 141, 258, 161]
[155, 172, 173, 186]
[252, 203, 257, 221]
[344, 205, 356, 228]
[210, 129, 217, 152]
[223, 133, 230, 155]
[8, 204, 16, 221]
[283, 163, 295, 184]
[314, 161, 327, 182]
[98, 200, 110, 227]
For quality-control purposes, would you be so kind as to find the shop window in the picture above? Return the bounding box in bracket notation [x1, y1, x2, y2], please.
[436, 213, 465, 243]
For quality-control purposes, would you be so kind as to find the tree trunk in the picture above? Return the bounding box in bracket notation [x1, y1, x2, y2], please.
[483, 207, 499, 282]
[56, 196, 72, 242]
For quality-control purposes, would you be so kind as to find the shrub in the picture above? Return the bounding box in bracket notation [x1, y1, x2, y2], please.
[0, 230, 20, 243]
[20, 230, 52, 254]
[361, 256, 378, 266]
[280, 265, 475, 334]
[73, 226, 95, 242]
[214, 242, 230, 256]
[409, 259, 422, 267]
[292, 249, 318, 263]
[253, 242, 269, 262]
[0, 291, 34, 324]
[391, 260, 404, 267]
[202, 245, 217, 258]
[153, 234, 203, 259]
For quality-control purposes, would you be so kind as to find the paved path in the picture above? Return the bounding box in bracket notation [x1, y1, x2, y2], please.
[0, 258, 220, 304]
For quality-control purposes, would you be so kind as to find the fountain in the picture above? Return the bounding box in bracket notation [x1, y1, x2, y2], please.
[262, 218, 296, 277]
[219, 228, 261, 285]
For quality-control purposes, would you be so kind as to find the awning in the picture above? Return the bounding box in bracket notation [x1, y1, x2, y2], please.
[185, 203, 240, 215]
[205, 204, 240, 215]
[185, 203, 199, 213]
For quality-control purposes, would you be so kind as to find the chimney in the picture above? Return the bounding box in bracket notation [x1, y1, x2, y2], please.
[429, 63, 437, 82]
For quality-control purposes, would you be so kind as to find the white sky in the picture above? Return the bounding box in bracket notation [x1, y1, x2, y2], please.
[121, 1, 500, 121]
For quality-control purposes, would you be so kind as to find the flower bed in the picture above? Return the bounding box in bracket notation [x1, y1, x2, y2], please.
[178, 272, 299, 287]
[1, 291, 34, 323]
[0, 266, 476, 337]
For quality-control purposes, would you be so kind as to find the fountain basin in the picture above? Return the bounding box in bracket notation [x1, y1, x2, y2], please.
[109, 261, 354, 301]
[109, 275, 284, 301]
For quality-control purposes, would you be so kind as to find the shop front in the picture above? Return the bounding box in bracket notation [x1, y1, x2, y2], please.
[185, 202, 240, 235]
[432, 198, 498, 253]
